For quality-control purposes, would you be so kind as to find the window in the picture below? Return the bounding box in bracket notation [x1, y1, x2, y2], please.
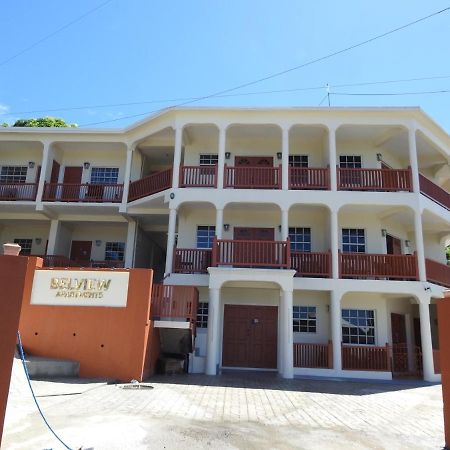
[0, 166, 27, 183]
[13, 238, 32, 255]
[289, 155, 308, 167]
[90, 167, 119, 184]
[339, 156, 362, 168]
[342, 309, 375, 345]
[293, 306, 316, 333]
[199, 154, 219, 166]
[196, 226, 215, 248]
[104, 242, 125, 261]
[196, 302, 209, 328]
[289, 227, 311, 252]
[342, 228, 365, 253]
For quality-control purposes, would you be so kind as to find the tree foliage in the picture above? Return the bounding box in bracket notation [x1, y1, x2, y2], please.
[7, 117, 77, 128]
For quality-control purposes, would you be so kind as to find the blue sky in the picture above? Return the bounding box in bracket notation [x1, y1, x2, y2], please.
[1, 1, 450, 130]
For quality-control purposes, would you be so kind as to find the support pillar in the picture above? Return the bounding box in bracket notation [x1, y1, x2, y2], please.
[281, 209, 289, 241]
[206, 287, 220, 375]
[281, 289, 294, 379]
[414, 210, 427, 282]
[330, 209, 339, 279]
[419, 298, 435, 382]
[217, 127, 226, 189]
[330, 291, 342, 371]
[215, 208, 224, 239]
[278, 291, 284, 376]
[328, 127, 337, 191]
[121, 144, 134, 209]
[36, 142, 51, 202]
[46, 219, 60, 255]
[282, 127, 289, 191]
[124, 219, 137, 268]
[164, 208, 177, 276]
[408, 127, 420, 194]
[172, 127, 183, 188]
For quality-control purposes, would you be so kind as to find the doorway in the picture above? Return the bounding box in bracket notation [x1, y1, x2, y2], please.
[233, 227, 275, 267]
[234, 156, 275, 188]
[391, 313, 408, 374]
[62, 166, 83, 200]
[222, 305, 278, 369]
[386, 234, 402, 255]
[70, 241, 92, 263]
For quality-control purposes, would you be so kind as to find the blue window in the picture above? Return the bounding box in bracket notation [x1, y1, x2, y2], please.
[105, 242, 125, 261]
[341, 309, 375, 345]
[90, 167, 119, 184]
[289, 227, 311, 252]
[293, 306, 316, 333]
[196, 226, 215, 248]
[342, 228, 365, 253]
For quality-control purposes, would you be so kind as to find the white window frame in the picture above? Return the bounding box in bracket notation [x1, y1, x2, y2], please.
[341, 308, 376, 345]
[90, 167, 119, 185]
[104, 241, 125, 261]
[199, 154, 219, 166]
[288, 155, 308, 168]
[13, 238, 32, 255]
[342, 228, 366, 253]
[196, 302, 209, 329]
[289, 227, 311, 252]
[196, 225, 216, 249]
[339, 155, 362, 168]
[293, 306, 317, 333]
[0, 166, 28, 183]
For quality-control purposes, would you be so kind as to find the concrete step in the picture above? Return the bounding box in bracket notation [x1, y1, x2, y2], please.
[24, 356, 80, 378]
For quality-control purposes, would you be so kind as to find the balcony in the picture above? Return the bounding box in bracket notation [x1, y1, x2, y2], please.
[425, 258, 450, 288]
[151, 284, 199, 329]
[289, 167, 330, 190]
[173, 248, 212, 274]
[179, 165, 217, 188]
[339, 252, 418, 280]
[337, 167, 412, 192]
[419, 173, 450, 210]
[43, 183, 123, 203]
[342, 344, 391, 371]
[291, 251, 331, 277]
[224, 166, 281, 189]
[0, 182, 38, 201]
[128, 169, 172, 202]
[36, 255, 125, 268]
[293, 342, 332, 368]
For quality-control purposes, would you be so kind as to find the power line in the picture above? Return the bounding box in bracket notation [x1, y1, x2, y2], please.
[78, 6, 450, 127]
[332, 89, 450, 96]
[3, 73, 450, 117]
[0, 0, 115, 68]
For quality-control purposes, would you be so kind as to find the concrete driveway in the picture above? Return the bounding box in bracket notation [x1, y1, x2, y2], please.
[2, 369, 444, 449]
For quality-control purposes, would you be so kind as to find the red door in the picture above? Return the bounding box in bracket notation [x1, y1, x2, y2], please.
[386, 235, 402, 255]
[70, 241, 92, 263]
[46, 160, 60, 200]
[234, 156, 275, 188]
[234, 227, 275, 266]
[62, 166, 82, 200]
[391, 313, 408, 374]
[222, 305, 278, 369]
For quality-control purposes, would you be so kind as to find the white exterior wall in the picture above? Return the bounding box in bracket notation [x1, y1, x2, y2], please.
[225, 135, 282, 167]
[0, 222, 50, 255]
[424, 233, 447, 263]
[183, 138, 219, 166]
[289, 132, 327, 167]
[0, 147, 42, 183]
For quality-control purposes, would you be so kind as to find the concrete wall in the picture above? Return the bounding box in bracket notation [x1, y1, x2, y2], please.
[0, 223, 50, 255]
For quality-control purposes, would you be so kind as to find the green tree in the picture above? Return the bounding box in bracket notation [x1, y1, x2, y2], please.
[12, 117, 77, 128]
[1, 122, 8, 127]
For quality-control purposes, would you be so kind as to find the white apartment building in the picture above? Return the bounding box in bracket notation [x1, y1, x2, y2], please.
[1, 107, 449, 382]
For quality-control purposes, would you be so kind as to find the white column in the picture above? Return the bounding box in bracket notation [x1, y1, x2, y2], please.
[217, 127, 226, 189]
[164, 208, 177, 276]
[414, 210, 426, 281]
[330, 291, 342, 371]
[124, 219, 137, 268]
[278, 291, 284, 376]
[408, 127, 420, 194]
[36, 142, 51, 202]
[330, 209, 339, 279]
[121, 145, 134, 209]
[282, 289, 294, 379]
[281, 209, 289, 241]
[215, 208, 224, 239]
[282, 127, 289, 190]
[206, 287, 220, 375]
[418, 298, 435, 381]
[328, 127, 337, 191]
[46, 219, 60, 255]
[172, 126, 183, 188]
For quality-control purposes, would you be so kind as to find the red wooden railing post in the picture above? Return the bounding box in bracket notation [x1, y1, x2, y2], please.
[328, 340, 333, 369]
[278, 165, 282, 190]
[211, 236, 218, 267]
[407, 166, 413, 192]
[285, 238, 291, 269]
[172, 245, 176, 274]
[336, 165, 340, 190]
[414, 251, 419, 281]
[386, 343, 392, 372]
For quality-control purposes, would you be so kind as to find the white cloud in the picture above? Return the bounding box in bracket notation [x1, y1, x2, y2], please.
[0, 103, 9, 114]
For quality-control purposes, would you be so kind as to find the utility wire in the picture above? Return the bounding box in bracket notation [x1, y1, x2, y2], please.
[0, 0, 115, 68]
[332, 89, 450, 96]
[3, 74, 450, 118]
[77, 5, 450, 127]
[318, 94, 328, 106]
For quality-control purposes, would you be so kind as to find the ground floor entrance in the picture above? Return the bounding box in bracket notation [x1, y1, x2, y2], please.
[222, 305, 278, 369]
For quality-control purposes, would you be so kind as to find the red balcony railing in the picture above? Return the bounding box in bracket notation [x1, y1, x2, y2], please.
[289, 167, 330, 190]
[419, 173, 450, 210]
[291, 251, 331, 277]
[89, 260, 125, 268]
[0, 182, 38, 201]
[342, 343, 391, 371]
[180, 165, 217, 188]
[212, 237, 290, 269]
[293, 341, 332, 368]
[434, 349, 441, 374]
[425, 258, 450, 288]
[224, 165, 281, 189]
[128, 169, 172, 202]
[337, 167, 412, 192]
[173, 248, 212, 274]
[151, 284, 199, 329]
[43, 183, 123, 202]
[40, 255, 81, 267]
[339, 252, 418, 280]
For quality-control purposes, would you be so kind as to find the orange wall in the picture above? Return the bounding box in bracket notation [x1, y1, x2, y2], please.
[438, 297, 450, 447]
[0, 256, 41, 446]
[19, 268, 156, 382]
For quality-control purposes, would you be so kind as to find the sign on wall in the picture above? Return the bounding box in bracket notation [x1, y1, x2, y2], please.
[30, 270, 130, 307]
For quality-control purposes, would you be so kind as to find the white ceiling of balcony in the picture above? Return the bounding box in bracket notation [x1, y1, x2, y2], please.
[53, 142, 126, 152]
[0, 141, 43, 152]
[227, 124, 281, 140]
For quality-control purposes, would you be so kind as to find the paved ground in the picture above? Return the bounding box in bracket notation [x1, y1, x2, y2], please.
[2, 363, 445, 449]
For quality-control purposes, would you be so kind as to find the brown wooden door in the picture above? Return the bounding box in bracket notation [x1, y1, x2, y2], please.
[222, 305, 278, 369]
[234, 227, 275, 266]
[62, 166, 82, 200]
[234, 156, 274, 187]
[391, 313, 408, 373]
[47, 160, 60, 200]
[386, 235, 402, 255]
[235, 156, 273, 167]
[70, 241, 92, 262]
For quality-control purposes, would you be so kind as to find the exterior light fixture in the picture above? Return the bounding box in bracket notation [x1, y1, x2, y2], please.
[405, 240, 411, 247]
[95, 240, 102, 247]
[278, 225, 282, 232]
[276, 152, 282, 160]
[169, 192, 175, 199]
[376, 153, 383, 162]
[83, 162, 91, 170]
[381, 229, 387, 237]
[223, 224, 230, 231]
[35, 238, 42, 245]
[225, 152, 231, 160]
[28, 161, 35, 169]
